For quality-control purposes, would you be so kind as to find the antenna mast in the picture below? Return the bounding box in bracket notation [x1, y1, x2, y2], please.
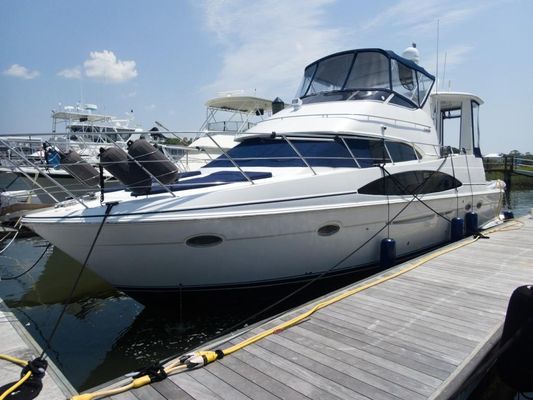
[435, 19, 440, 93]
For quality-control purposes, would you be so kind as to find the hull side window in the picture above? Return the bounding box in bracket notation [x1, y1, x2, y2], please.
[358, 171, 462, 195]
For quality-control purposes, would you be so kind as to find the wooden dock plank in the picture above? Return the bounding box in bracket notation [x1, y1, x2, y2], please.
[110, 391, 142, 400]
[256, 335, 424, 400]
[337, 294, 488, 340]
[383, 274, 510, 307]
[193, 362, 277, 400]
[222, 354, 311, 400]
[151, 379, 196, 400]
[318, 307, 466, 364]
[346, 292, 490, 335]
[124, 382, 180, 400]
[361, 287, 501, 327]
[187, 367, 252, 400]
[290, 321, 445, 385]
[308, 314, 456, 376]
[169, 373, 224, 400]
[332, 299, 483, 346]
[229, 348, 345, 400]
[319, 306, 472, 359]
[236, 343, 363, 400]
[281, 326, 440, 393]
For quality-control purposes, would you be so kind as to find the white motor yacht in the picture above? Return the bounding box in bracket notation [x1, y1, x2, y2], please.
[22, 47, 504, 302]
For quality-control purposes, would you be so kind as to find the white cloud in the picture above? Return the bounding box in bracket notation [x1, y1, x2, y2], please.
[83, 50, 137, 83]
[3, 64, 40, 80]
[200, 0, 348, 99]
[57, 66, 82, 79]
[360, 0, 491, 35]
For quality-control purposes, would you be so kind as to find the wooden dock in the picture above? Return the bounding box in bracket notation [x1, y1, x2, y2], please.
[0, 299, 77, 399]
[78, 215, 533, 400]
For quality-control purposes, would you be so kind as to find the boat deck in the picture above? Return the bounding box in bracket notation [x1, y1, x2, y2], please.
[0, 299, 76, 399]
[7, 216, 533, 400]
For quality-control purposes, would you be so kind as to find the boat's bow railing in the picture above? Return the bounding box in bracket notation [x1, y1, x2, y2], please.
[0, 136, 87, 207]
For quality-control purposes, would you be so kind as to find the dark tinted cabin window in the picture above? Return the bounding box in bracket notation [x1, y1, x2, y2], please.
[207, 138, 306, 168]
[206, 137, 355, 168]
[207, 137, 419, 169]
[293, 139, 355, 167]
[345, 138, 390, 167]
[385, 141, 418, 162]
[388, 94, 416, 109]
[358, 171, 462, 195]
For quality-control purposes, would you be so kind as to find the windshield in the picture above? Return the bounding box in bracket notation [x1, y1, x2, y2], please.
[306, 53, 354, 96]
[297, 49, 434, 108]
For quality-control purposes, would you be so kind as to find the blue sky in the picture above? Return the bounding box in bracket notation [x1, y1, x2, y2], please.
[1, 0, 531, 153]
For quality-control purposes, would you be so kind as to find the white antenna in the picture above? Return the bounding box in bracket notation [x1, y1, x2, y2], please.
[435, 19, 440, 94]
[442, 51, 447, 92]
[435, 19, 442, 148]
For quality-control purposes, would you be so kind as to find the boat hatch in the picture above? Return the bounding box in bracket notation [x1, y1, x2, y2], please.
[296, 49, 434, 109]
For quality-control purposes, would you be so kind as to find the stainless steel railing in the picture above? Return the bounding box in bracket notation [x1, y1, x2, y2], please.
[0, 130, 450, 208]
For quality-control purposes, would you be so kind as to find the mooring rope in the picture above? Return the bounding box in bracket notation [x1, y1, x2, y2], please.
[40, 202, 117, 359]
[0, 243, 51, 281]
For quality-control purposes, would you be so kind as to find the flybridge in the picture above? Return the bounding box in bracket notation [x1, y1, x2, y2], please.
[296, 48, 435, 109]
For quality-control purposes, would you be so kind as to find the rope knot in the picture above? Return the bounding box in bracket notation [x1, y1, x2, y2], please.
[22, 358, 48, 379]
[132, 364, 167, 383]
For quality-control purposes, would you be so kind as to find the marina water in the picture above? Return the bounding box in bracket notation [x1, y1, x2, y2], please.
[1, 189, 532, 391]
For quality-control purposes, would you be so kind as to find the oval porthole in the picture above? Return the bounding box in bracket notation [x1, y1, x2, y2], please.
[186, 235, 223, 248]
[476, 201, 483, 209]
[318, 224, 340, 237]
[465, 204, 472, 211]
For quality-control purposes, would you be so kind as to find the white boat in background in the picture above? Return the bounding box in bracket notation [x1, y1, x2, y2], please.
[22, 46, 504, 303]
[164, 93, 283, 171]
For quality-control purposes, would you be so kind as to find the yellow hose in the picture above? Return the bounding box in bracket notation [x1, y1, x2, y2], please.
[70, 365, 187, 400]
[0, 371, 32, 400]
[0, 355, 30, 400]
[0, 354, 28, 367]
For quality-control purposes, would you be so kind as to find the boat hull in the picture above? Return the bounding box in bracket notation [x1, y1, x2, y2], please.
[25, 189, 502, 301]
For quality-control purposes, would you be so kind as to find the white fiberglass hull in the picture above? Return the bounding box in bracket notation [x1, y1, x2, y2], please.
[24, 186, 502, 294]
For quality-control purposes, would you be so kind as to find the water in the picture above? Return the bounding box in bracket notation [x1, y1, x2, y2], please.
[1, 190, 532, 391]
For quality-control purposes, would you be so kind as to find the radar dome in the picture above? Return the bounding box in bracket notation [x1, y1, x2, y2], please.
[402, 43, 420, 64]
